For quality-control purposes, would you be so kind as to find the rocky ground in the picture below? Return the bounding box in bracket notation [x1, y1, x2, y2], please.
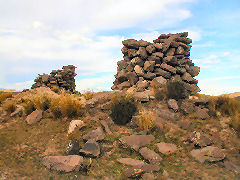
[0, 87, 240, 179]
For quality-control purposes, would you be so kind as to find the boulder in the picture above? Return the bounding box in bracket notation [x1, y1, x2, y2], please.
[131, 57, 144, 67]
[26, 110, 43, 125]
[134, 65, 144, 76]
[188, 66, 200, 77]
[134, 91, 150, 102]
[137, 47, 148, 59]
[152, 76, 167, 87]
[146, 44, 156, 54]
[143, 72, 156, 80]
[160, 63, 177, 74]
[144, 61, 155, 72]
[155, 142, 177, 155]
[154, 68, 171, 79]
[190, 146, 225, 163]
[68, 120, 85, 134]
[42, 155, 83, 172]
[194, 107, 210, 119]
[119, 134, 155, 151]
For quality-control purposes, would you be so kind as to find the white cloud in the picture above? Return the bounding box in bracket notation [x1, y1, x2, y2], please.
[223, 51, 230, 56]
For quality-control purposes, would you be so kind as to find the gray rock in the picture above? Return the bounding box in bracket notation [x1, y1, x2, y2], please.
[100, 120, 112, 135]
[82, 127, 105, 142]
[79, 140, 100, 157]
[190, 146, 225, 163]
[156, 108, 178, 121]
[26, 110, 43, 125]
[167, 99, 178, 112]
[42, 155, 83, 172]
[179, 100, 196, 114]
[139, 147, 162, 164]
[119, 134, 155, 151]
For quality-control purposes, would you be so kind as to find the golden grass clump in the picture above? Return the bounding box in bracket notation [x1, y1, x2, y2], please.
[137, 109, 156, 131]
[3, 100, 16, 114]
[82, 90, 94, 100]
[32, 93, 52, 111]
[51, 86, 61, 93]
[49, 93, 85, 119]
[0, 93, 13, 104]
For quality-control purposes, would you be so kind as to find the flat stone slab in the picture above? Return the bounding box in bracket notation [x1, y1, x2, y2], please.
[42, 155, 83, 172]
[139, 147, 162, 164]
[117, 158, 146, 166]
[119, 134, 155, 151]
[155, 142, 177, 155]
[188, 131, 213, 147]
[124, 164, 160, 178]
[190, 146, 225, 163]
[79, 140, 100, 157]
[82, 127, 105, 142]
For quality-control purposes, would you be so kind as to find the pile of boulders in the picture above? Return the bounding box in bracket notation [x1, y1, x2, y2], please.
[31, 65, 77, 92]
[112, 32, 200, 95]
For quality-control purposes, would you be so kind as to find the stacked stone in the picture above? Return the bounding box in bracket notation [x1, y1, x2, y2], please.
[112, 32, 200, 95]
[31, 65, 77, 92]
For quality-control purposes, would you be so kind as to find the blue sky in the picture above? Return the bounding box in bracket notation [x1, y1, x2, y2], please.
[0, 0, 239, 95]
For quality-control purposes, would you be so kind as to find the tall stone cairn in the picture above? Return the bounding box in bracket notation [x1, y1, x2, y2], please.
[112, 32, 200, 95]
[31, 65, 77, 92]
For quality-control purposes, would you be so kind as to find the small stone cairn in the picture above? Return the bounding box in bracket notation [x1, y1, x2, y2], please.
[112, 32, 200, 95]
[31, 65, 77, 92]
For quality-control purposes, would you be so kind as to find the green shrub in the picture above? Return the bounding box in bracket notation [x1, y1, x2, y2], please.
[0, 93, 13, 104]
[166, 80, 189, 100]
[49, 93, 85, 119]
[23, 99, 36, 115]
[3, 101, 16, 114]
[110, 95, 137, 125]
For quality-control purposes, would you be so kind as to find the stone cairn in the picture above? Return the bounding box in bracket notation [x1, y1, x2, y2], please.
[31, 65, 77, 92]
[112, 32, 200, 95]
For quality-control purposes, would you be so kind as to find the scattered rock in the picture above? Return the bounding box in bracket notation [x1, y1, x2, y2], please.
[117, 158, 146, 166]
[100, 120, 112, 135]
[156, 142, 177, 155]
[221, 160, 240, 175]
[119, 134, 155, 151]
[26, 110, 43, 125]
[177, 119, 192, 130]
[167, 99, 178, 112]
[156, 107, 178, 121]
[10, 105, 23, 117]
[82, 127, 105, 142]
[152, 76, 167, 88]
[68, 120, 85, 134]
[124, 164, 160, 178]
[79, 140, 101, 157]
[188, 131, 213, 147]
[134, 91, 150, 102]
[190, 146, 225, 163]
[194, 107, 210, 119]
[142, 173, 155, 180]
[42, 155, 83, 172]
[139, 147, 162, 164]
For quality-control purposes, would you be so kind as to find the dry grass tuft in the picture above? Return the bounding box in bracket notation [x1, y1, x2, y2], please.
[82, 91, 94, 100]
[32, 93, 52, 111]
[137, 109, 156, 131]
[0, 93, 13, 104]
[151, 82, 167, 101]
[50, 86, 61, 94]
[3, 100, 16, 114]
[22, 99, 36, 115]
[49, 93, 85, 119]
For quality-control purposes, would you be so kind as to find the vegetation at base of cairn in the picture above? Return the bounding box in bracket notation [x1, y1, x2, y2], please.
[166, 80, 190, 100]
[49, 93, 85, 119]
[110, 94, 137, 125]
[137, 109, 156, 131]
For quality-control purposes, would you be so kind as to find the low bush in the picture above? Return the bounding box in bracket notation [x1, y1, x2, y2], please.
[32, 93, 52, 111]
[3, 100, 16, 114]
[137, 109, 156, 131]
[110, 94, 137, 125]
[166, 80, 189, 100]
[0, 93, 13, 104]
[49, 93, 85, 119]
